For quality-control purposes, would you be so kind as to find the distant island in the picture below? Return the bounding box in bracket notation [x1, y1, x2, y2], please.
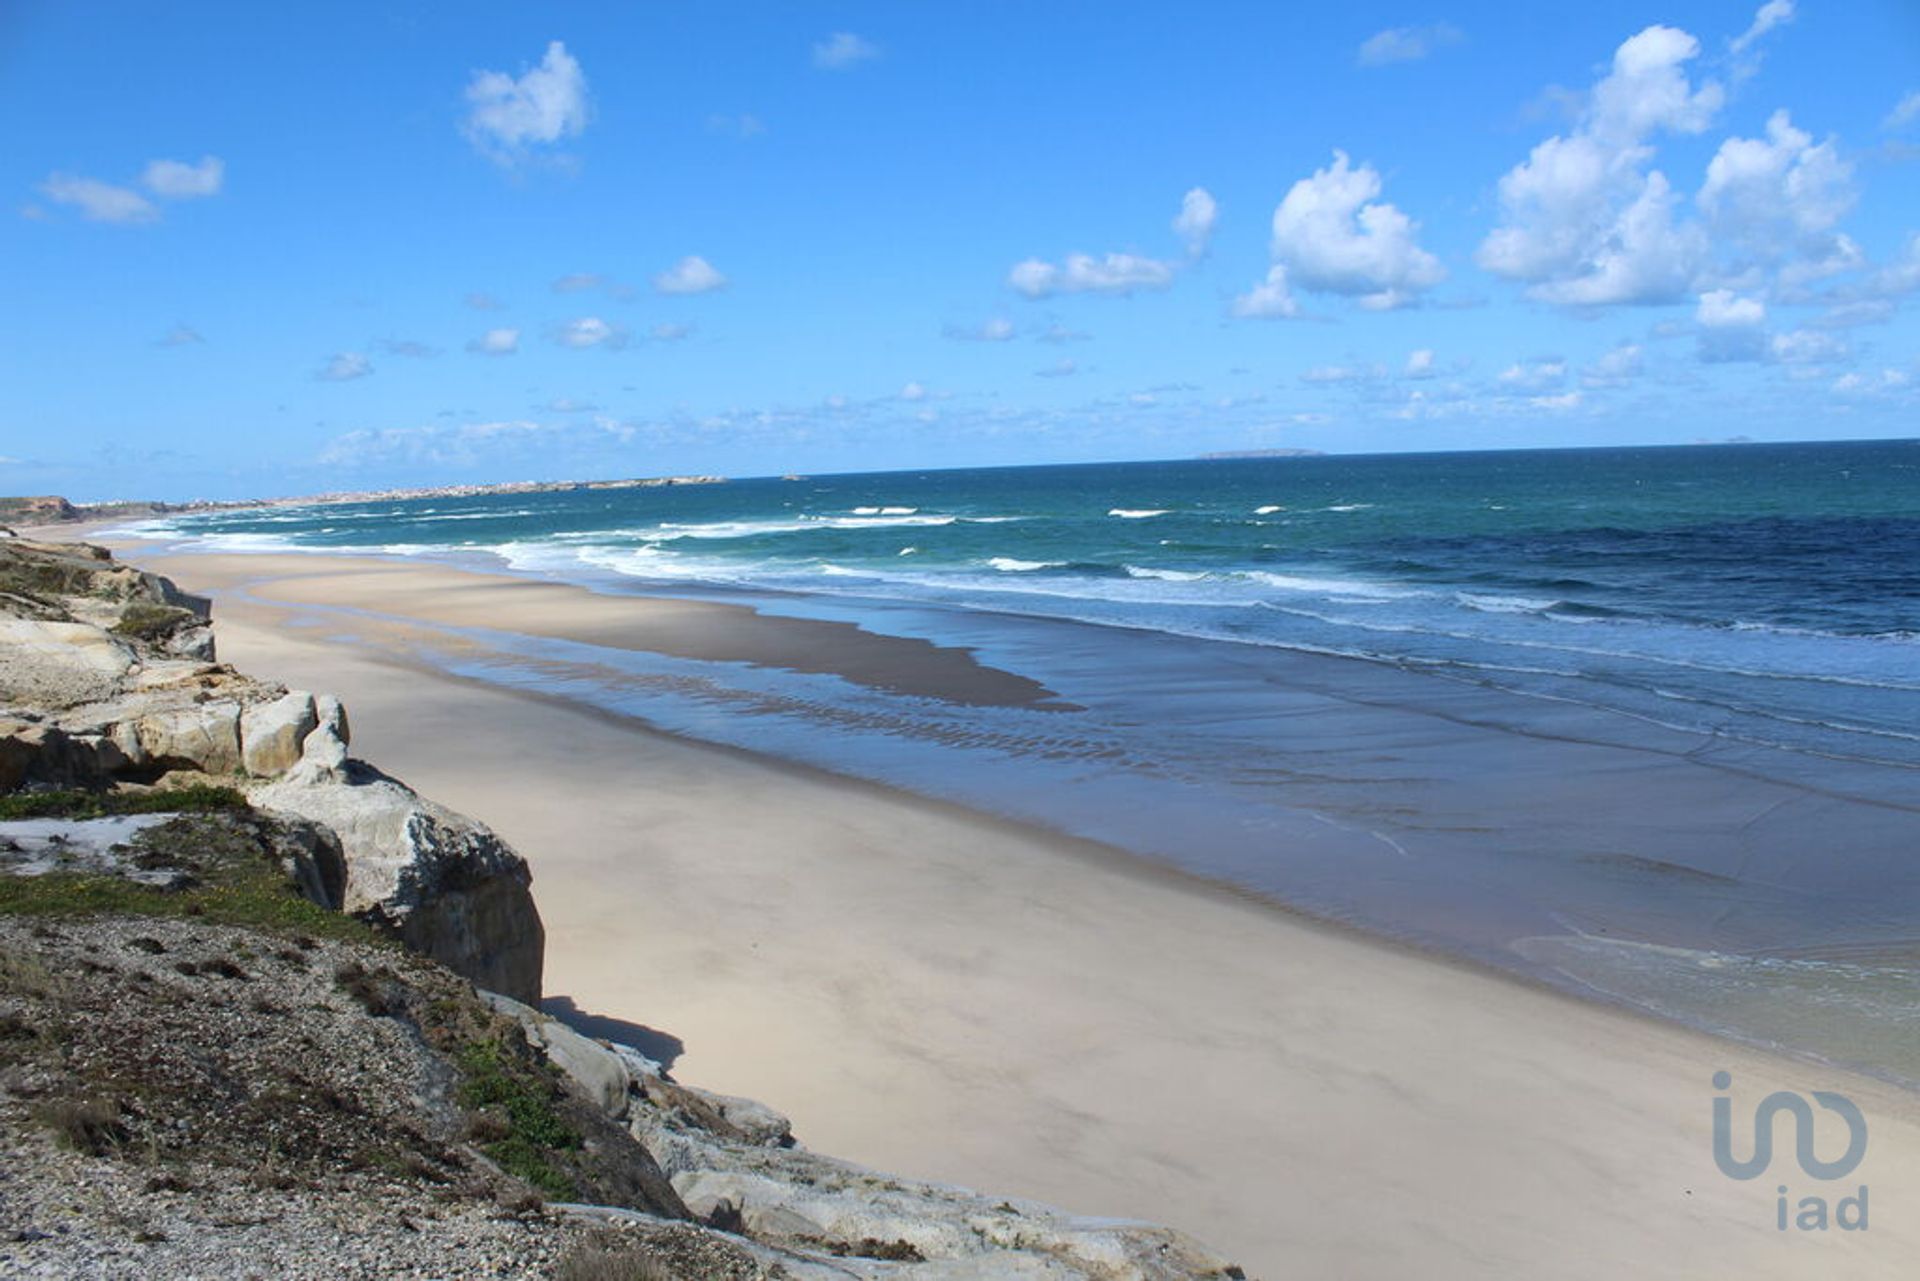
[1195, 448, 1326, 460]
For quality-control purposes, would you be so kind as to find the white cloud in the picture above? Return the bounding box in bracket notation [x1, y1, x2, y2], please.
[1498, 359, 1568, 390]
[1698, 110, 1853, 260]
[1529, 391, 1584, 412]
[1769, 328, 1847, 365]
[316, 352, 372, 382]
[465, 292, 503, 310]
[1300, 363, 1386, 385]
[464, 41, 590, 161]
[141, 156, 223, 199]
[555, 317, 625, 349]
[1267, 151, 1444, 309]
[944, 317, 1016, 342]
[1036, 358, 1078, 378]
[37, 173, 156, 224]
[1696, 288, 1766, 328]
[552, 272, 604, 293]
[1833, 369, 1910, 395]
[1729, 0, 1795, 77]
[1582, 343, 1644, 387]
[1404, 349, 1436, 378]
[898, 381, 928, 401]
[1230, 265, 1299, 319]
[1173, 187, 1218, 257]
[1356, 23, 1463, 67]
[156, 324, 204, 347]
[1038, 322, 1089, 343]
[812, 32, 880, 71]
[648, 322, 692, 342]
[466, 327, 519, 356]
[652, 255, 728, 295]
[1695, 288, 1770, 362]
[1886, 91, 1920, 133]
[1009, 251, 1177, 298]
[1479, 26, 1724, 306]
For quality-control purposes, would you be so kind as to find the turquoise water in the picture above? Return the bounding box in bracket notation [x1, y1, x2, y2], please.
[133, 440, 1920, 1080]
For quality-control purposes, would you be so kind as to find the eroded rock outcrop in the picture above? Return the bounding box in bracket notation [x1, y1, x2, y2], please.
[255, 764, 544, 1004]
[482, 994, 1243, 1279]
[1, 540, 544, 1004]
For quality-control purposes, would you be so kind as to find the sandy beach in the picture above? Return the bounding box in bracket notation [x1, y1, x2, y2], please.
[66, 539, 1920, 1278]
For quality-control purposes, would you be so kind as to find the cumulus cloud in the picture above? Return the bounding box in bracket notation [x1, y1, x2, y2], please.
[1011, 189, 1209, 298]
[1582, 343, 1644, 387]
[1698, 110, 1853, 262]
[652, 255, 727, 295]
[464, 41, 590, 162]
[316, 352, 372, 382]
[1036, 359, 1078, 378]
[1405, 349, 1436, 378]
[1497, 359, 1569, 390]
[554, 316, 626, 349]
[1230, 265, 1299, 318]
[898, 381, 928, 401]
[466, 327, 520, 356]
[1832, 369, 1910, 396]
[37, 174, 157, 224]
[1478, 25, 1723, 306]
[141, 156, 223, 199]
[812, 32, 880, 70]
[1264, 151, 1444, 309]
[1356, 23, 1463, 67]
[1173, 187, 1218, 257]
[1009, 252, 1177, 298]
[1769, 328, 1847, 366]
[1695, 288, 1770, 362]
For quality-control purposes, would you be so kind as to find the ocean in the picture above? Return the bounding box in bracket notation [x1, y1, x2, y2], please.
[128, 439, 1920, 1081]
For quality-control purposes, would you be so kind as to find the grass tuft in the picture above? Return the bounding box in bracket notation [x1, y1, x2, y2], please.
[0, 785, 247, 822]
[455, 1038, 581, 1200]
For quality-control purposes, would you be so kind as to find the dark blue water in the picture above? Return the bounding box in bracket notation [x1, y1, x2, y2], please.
[129, 440, 1920, 1081]
[147, 440, 1920, 768]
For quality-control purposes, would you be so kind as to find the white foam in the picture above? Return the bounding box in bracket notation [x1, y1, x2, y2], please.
[1108, 508, 1170, 519]
[851, 506, 919, 515]
[1254, 505, 1285, 515]
[1123, 565, 1207, 582]
[987, 557, 1063, 572]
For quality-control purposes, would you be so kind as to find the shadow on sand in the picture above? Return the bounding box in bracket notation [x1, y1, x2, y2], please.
[540, 994, 686, 1072]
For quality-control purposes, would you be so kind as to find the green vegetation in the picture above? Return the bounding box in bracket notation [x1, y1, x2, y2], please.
[455, 1037, 582, 1200]
[111, 602, 198, 643]
[0, 813, 374, 946]
[0, 784, 247, 821]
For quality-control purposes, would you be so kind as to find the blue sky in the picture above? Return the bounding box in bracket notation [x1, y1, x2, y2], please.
[3, 1, 1918, 501]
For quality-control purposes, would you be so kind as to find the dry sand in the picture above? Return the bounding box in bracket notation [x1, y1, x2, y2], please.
[80, 545, 1920, 1277]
